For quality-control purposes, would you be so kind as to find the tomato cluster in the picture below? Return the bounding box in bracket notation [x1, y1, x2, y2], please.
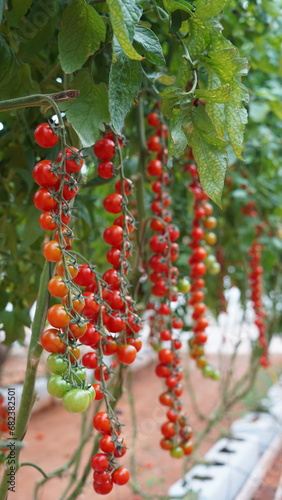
[185, 156, 220, 379]
[146, 110, 194, 459]
[91, 411, 130, 494]
[248, 234, 269, 367]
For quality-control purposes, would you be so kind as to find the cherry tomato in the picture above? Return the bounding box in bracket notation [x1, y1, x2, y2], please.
[97, 160, 114, 179]
[32, 160, 60, 187]
[147, 135, 162, 152]
[41, 328, 66, 354]
[117, 344, 137, 364]
[103, 193, 122, 214]
[34, 123, 59, 148]
[47, 375, 72, 398]
[147, 159, 163, 176]
[73, 265, 95, 286]
[99, 435, 115, 453]
[62, 294, 85, 313]
[82, 352, 98, 369]
[93, 412, 111, 433]
[47, 304, 71, 329]
[93, 139, 115, 160]
[147, 112, 160, 127]
[34, 188, 57, 211]
[161, 421, 175, 438]
[68, 322, 88, 339]
[80, 323, 101, 346]
[55, 260, 78, 279]
[115, 178, 133, 196]
[103, 225, 123, 246]
[39, 211, 57, 231]
[47, 353, 68, 374]
[93, 383, 104, 400]
[63, 389, 90, 413]
[62, 181, 79, 200]
[57, 147, 83, 173]
[93, 480, 113, 494]
[112, 467, 130, 485]
[43, 241, 62, 262]
[91, 452, 109, 471]
[170, 446, 184, 458]
[48, 276, 68, 297]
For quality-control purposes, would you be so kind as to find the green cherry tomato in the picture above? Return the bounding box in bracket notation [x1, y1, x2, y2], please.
[62, 389, 90, 413]
[47, 353, 68, 374]
[72, 367, 87, 382]
[210, 369, 221, 381]
[47, 375, 72, 398]
[202, 365, 214, 378]
[170, 446, 184, 459]
[204, 254, 216, 268]
[177, 278, 191, 294]
[209, 262, 221, 275]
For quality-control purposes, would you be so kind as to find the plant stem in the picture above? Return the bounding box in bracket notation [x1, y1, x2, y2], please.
[0, 91, 79, 113]
[0, 261, 50, 500]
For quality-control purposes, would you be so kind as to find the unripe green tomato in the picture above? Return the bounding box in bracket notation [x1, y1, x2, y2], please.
[177, 278, 191, 294]
[204, 254, 216, 268]
[202, 365, 213, 378]
[63, 389, 90, 413]
[170, 446, 184, 459]
[210, 369, 221, 381]
[209, 262, 221, 275]
[72, 367, 87, 382]
[47, 375, 72, 398]
[47, 353, 68, 374]
[87, 385, 96, 403]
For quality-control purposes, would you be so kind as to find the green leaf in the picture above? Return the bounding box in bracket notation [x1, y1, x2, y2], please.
[195, 84, 231, 102]
[18, 0, 61, 56]
[163, 0, 195, 14]
[109, 52, 142, 132]
[106, 0, 143, 60]
[225, 102, 248, 160]
[0, 62, 40, 99]
[161, 87, 188, 118]
[190, 129, 227, 205]
[204, 47, 249, 83]
[11, 0, 32, 20]
[62, 70, 110, 147]
[170, 104, 227, 204]
[22, 206, 43, 246]
[0, 35, 17, 88]
[157, 74, 176, 85]
[133, 25, 165, 65]
[194, 0, 228, 19]
[205, 71, 225, 138]
[58, 0, 105, 74]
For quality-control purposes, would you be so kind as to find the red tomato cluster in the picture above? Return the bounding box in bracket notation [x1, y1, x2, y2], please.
[91, 411, 130, 494]
[146, 110, 194, 459]
[248, 241, 269, 367]
[185, 156, 220, 379]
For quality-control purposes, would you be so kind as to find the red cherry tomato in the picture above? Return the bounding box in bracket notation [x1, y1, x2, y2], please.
[93, 138, 115, 160]
[34, 123, 59, 148]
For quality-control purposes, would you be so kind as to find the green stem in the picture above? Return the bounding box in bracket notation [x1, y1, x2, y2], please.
[19, 463, 48, 479]
[131, 96, 147, 295]
[0, 91, 79, 113]
[0, 261, 50, 500]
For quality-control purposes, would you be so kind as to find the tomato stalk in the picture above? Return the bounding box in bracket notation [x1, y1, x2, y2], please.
[0, 261, 50, 500]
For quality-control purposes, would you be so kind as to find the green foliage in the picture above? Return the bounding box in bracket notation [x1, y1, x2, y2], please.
[0, 0, 281, 345]
[58, 1, 106, 74]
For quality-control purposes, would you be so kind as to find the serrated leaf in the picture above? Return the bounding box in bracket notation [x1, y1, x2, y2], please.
[106, 0, 142, 60]
[194, 0, 228, 19]
[225, 102, 248, 160]
[163, 0, 195, 14]
[205, 71, 225, 138]
[161, 87, 188, 118]
[109, 52, 142, 132]
[181, 58, 194, 90]
[11, 0, 32, 20]
[204, 47, 249, 83]
[58, 0, 105, 73]
[133, 25, 165, 65]
[187, 17, 216, 60]
[190, 129, 227, 205]
[62, 70, 110, 147]
[195, 84, 231, 102]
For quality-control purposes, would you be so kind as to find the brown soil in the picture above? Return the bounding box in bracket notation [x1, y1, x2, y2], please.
[1, 352, 281, 500]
